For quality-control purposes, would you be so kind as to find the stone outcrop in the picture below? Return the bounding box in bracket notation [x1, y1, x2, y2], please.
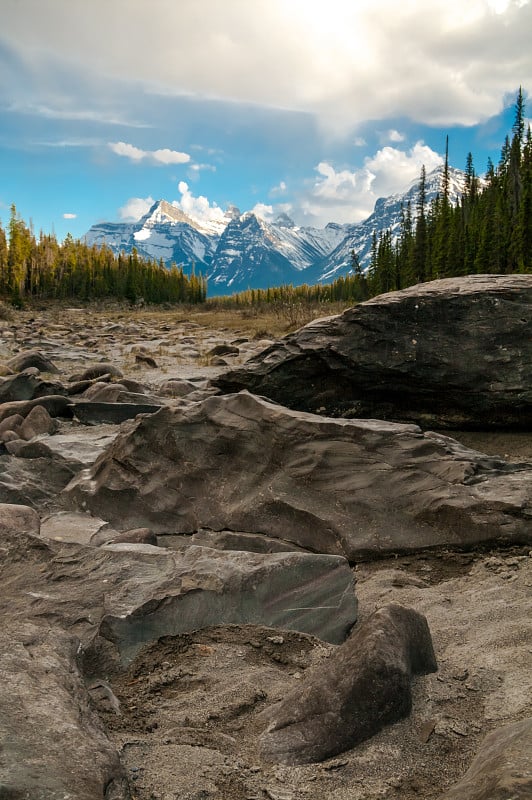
[0, 519, 356, 796]
[0, 622, 131, 800]
[0, 526, 357, 664]
[437, 718, 532, 800]
[259, 603, 437, 764]
[215, 276, 532, 428]
[64, 392, 532, 560]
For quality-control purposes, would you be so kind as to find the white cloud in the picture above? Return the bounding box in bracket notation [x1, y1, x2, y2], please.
[293, 142, 443, 226]
[353, 137, 367, 147]
[4, 1, 531, 132]
[386, 129, 406, 143]
[270, 180, 287, 196]
[109, 141, 190, 165]
[8, 102, 148, 127]
[119, 196, 155, 221]
[252, 202, 274, 220]
[152, 148, 190, 165]
[63, 212, 77, 219]
[171, 182, 226, 226]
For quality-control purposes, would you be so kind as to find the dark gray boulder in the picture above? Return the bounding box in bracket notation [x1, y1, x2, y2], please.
[69, 363, 123, 381]
[215, 276, 532, 429]
[64, 392, 532, 560]
[6, 349, 60, 374]
[259, 603, 437, 764]
[437, 717, 532, 800]
[71, 400, 163, 425]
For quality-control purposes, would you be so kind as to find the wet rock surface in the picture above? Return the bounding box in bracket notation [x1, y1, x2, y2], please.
[0, 289, 530, 799]
[215, 275, 532, 428]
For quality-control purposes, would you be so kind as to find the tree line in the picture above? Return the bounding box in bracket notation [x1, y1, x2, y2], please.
[211, 88, 531, 310]
[0, 213, 207, 306]
[1, 90, 529, 309]
[366, 88, 532, 297]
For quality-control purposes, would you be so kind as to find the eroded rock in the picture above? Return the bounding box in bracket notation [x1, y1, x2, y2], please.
[259, 603, 437, 764]
[64, 392, 532, 560]
[215, 276, 532, 428]
[437, 717, 532, 800]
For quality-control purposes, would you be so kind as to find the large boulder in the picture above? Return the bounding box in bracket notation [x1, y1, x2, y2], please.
[259, 603, 437, 764]
[0, 622, 131, 800]
[215, 276, 532, 428]
[437, 717, 532, 800]
[64, 392, 532, 560]
[0, 528, 357, 664]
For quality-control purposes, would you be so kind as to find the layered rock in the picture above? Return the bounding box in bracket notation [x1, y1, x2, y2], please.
[215, 276, 532, 428]
[64, 392, 532, 560]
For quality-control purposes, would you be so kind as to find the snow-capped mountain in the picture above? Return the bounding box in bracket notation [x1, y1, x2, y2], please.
[84, 166, 465, 295]
[85, 199, 223, 269]
[307, 166, 466, 284]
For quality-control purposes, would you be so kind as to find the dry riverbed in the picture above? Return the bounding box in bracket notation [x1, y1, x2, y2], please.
[0, 302, 530, 800]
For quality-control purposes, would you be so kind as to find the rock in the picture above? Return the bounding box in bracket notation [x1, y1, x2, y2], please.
[0, 502, 40, 537]
[0, 622, 131, 800]
[135, 353, 158, 368]
[70, 362, 123, 381]
[0, 528, 357, 664]
[259, 603, 437, 764]
[0, 372, 44, 402]
[64, 392, 532, 560]
[208, 343, 239, 357]
[6, 348, 60, 373]
[157, 378, 202, 397]
[67, 375, 113, 395]
[437, 718, 532, 799]
[0, 429, 20, 443]
[0, 413, 24, 434]
[105, 527, 158, 546]
[19, 404, 58, 439]
[0, 394, 74, 423]
[0, 450, 79, 507]
[71, 400, 163, 425]
[81, 381, 127, 401]
[40, 510, 116, 545]
[215, 276, 532, 429]
[5, 439, 56, 458]
[189, 528, 307, 554]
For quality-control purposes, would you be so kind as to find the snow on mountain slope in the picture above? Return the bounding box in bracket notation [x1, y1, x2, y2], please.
[84, 166, 465, 293]
[309, 166, 467, 283]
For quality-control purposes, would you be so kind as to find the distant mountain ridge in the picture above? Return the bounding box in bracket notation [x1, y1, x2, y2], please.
[85, 166, 465, 295]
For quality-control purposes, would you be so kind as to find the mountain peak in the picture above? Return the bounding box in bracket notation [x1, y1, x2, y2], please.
[143, 199, 195, 227]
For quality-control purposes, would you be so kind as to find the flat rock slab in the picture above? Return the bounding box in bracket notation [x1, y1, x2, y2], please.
[437, 717, 532, 800]
[40, 510, 117, 544]
[215, 275, 532, 428]
[0, 529, 357, 665]
[64, 392, 532, 560]
[71, 401, 163, 425]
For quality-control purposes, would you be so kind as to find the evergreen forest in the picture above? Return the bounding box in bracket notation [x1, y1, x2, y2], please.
[215, 89, 531, 310]
[0, 218, 207, 306]
[0, 90, 529, 309]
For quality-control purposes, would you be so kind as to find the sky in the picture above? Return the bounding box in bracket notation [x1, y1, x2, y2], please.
[1, 0, 531, 242]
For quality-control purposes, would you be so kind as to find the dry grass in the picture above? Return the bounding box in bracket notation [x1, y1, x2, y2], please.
[15, 299, 355, 339]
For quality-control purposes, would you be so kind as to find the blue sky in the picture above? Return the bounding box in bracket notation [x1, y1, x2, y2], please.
[1, 0, 530, 241]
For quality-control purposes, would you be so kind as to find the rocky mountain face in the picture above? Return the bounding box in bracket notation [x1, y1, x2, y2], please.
[85, 167, 465, 295]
